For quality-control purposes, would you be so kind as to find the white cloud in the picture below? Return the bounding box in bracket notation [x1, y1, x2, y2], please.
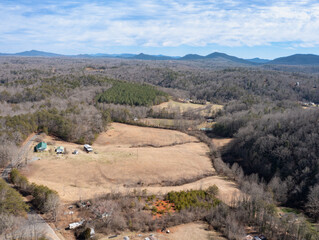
[1, 0, 319, 53]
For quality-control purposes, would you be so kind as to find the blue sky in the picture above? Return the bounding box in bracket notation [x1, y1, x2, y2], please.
[1, 0, 319, 59]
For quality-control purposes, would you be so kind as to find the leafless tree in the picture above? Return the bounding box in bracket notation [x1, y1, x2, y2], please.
[306, 184, 319, 221]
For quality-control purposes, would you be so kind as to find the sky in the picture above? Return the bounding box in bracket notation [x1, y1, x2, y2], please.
[1, 0, 319, 59]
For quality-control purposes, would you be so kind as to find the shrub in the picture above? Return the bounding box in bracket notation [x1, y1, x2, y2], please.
[207, 185, 219, 196]
[77, 228, 91, 240]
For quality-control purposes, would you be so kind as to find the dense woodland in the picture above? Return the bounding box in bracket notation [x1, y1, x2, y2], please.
[223, 109, 319, 208]
[96, 81, 168, 106]
[0, 56, 319, 239]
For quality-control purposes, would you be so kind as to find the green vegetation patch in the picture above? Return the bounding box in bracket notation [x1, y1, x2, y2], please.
[0, 178, 29, 216]
[165, 188, 220, 211]
[96, 81, 168, 106]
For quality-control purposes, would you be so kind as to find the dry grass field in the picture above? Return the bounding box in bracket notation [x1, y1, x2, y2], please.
[138, 118, 199, 128]
[138, 118, 215, 130]
[152, 100, 223, 117]
[212, 138, 233, 150]
[22, 123, 240, 204]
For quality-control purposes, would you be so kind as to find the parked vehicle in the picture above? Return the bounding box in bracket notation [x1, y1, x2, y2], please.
[84, 144, 93, 153]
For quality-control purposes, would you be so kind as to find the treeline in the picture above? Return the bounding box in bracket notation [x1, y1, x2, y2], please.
[222, 109, 319, 211]
[1, 106, 107, 145]
[0, 75, 112, 104]
[0, 178, 30, 239]
[10, 169, 60, 220]
[96, 81, 168, 106]
[0, 178, 28, 216]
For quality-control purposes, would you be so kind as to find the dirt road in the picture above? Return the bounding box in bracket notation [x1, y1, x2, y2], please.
[1, 211, 61, 240]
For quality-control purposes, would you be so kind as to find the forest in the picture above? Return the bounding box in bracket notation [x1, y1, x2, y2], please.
[96, 81, 168, 106]
[222, 109, 319, 208]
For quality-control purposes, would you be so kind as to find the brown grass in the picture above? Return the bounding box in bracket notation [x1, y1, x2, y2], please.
[22, 123, 240, 205]
[152, 100, 223, 117]
[212, 138, 233, 149]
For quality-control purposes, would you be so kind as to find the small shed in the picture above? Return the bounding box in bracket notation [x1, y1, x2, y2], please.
[55, 146, 64, 154]
[34, 142, 47, 152]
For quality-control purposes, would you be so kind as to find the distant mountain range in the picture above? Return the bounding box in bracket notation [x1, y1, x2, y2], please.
[2, 50, 319, 65]
[266, 54, 319, 65]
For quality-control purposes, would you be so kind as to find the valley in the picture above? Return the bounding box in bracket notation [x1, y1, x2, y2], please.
[0, 56, 318, 240]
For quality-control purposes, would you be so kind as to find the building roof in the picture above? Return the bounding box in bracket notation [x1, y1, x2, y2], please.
[56, 146, 64, 152]
[36, 142, 47, 150]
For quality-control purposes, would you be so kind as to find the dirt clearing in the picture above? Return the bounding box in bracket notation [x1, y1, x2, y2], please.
[98, 222, 226, 240]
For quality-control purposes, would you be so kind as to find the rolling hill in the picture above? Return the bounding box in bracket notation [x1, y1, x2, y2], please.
[246, 57, 270, 63]
[131, 53, 175, 60]
[1, 50, 319, 66]
[268, 54, 319, 65]
[14, 50, 62, 57]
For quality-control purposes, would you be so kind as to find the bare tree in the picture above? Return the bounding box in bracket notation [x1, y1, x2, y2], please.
[43, 193, 60, 222]
[306, 184, 319, 221]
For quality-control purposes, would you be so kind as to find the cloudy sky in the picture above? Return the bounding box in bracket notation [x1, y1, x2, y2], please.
[1, 0, 319, 59]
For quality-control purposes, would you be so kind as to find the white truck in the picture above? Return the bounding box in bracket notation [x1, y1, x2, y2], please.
[84, 144, 93, 153]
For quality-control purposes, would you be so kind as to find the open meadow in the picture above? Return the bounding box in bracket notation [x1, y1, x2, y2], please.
[22, 123, 240, 203]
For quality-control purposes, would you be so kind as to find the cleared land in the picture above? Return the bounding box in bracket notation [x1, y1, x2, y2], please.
[138, 118, 197, 128]
[23, 123, 240, 204]
[138, 118, 215, 130]
[98, 222, 226, 240]
[152, 100, 223, 117]
[212, 138, 233, 150]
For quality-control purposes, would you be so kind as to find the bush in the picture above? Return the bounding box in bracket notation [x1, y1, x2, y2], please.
[207, 185, 219, 196]
[77, 228, 91, 240]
